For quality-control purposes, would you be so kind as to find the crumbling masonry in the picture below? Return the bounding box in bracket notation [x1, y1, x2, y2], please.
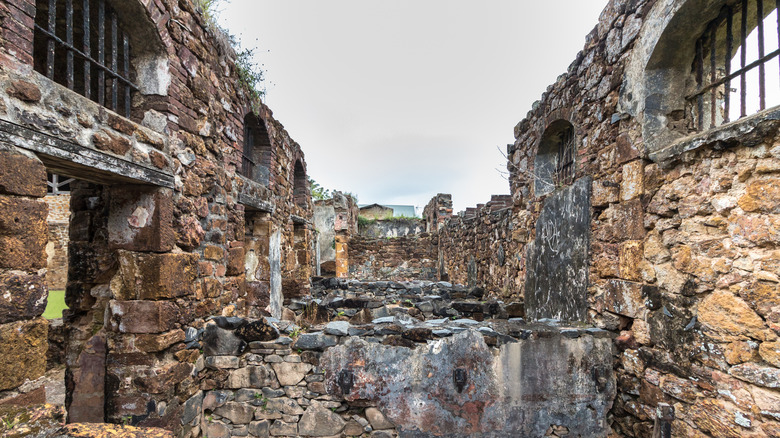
[0, 0, 779, 437]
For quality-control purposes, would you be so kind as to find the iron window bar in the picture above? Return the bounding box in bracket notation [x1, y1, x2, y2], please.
[555, 126, 575, 187]
[241, 123, 256, 179]
[687, 0, 780, 131]
[34, 0, 138, 118]
[47, 173, 74, 194]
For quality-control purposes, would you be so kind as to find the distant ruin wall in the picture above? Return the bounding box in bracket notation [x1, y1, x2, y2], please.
[348, 234, 438, 281]
[438, 196, 525, 300]
[358, 217, 425, 239]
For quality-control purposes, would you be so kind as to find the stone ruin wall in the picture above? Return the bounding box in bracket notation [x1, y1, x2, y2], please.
[0, 0, 315, 433]
[313, 191, 358, 276]
[506, 0, 780, 435]
[347, 233, 439, 282]
[437, 195, 523, 302]
[45, 193, 71, 290]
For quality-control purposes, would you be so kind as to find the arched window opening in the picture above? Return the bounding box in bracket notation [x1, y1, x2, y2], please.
[241, 113, 273, 184]
[534, 120, 575, 197]
[688, 0, 780, 131]
[293, 160, 307, 208]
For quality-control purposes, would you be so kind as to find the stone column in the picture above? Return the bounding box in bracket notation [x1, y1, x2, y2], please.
[0, 146, 49, 398]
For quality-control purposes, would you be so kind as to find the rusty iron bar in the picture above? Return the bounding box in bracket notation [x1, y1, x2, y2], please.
[758, 0, 767, 110]
[710, 23, 718, 129]
[687, 48, 780, 101]
[696, 38, 705, 131]
[83, 0, 91, 99]
[34, 25, 138, 92]
[242, 124, 256, 179]
[111, 11, 118, 112]
[46, 0, 56, 79]
[65, 0, 74, 89]
[97, 0, 105, 107]
[741, 0, 748, 118]
[725, 6, 734, 123]
[124, 35, 130, 117]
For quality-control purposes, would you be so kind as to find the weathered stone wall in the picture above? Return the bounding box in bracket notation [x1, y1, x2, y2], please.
[313, 192, 358, 276]
[437, 195, 524, 300]
[190, 280, 615, 438]
[358, 217, 425, 239]
[422, 193, 453, 232]
[0, 0, 314, 433]
[348, 234, 438, 281]
[505, 0, 780, 435]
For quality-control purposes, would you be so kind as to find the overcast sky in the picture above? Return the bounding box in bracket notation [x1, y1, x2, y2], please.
[219, 1, 607, 214]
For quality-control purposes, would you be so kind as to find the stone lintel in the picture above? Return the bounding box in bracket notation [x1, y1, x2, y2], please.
[0, 119, 174, 188]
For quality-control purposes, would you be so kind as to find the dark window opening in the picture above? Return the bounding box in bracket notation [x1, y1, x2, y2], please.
[33, 0, 138, 118]
[241, 113, 273, 184]
[535, 120, 576, 197]
[688, 0, 780, 131]
[293, 160, 307, 207]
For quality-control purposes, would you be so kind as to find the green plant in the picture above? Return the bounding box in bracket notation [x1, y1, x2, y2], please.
[357, 216, 374, 227]
[121, 415, 132, 426]
[289, 327, 301, 339]
[235, 47, 265, 105]
[337, 311, 345, 316]
[207, 415, 214, 423]
[309, 178, 331, 201]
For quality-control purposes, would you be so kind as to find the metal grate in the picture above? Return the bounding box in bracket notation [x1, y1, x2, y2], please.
[688, 0, 780, 131]
[555, 126, 575, 187]
[34, 0, 138, 118]
[241, 122, 256, 179]
[47, 173, 74, 194]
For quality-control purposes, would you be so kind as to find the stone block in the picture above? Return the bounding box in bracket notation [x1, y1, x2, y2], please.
[133, 362, 192, 394]
[108, 187, 174, 252]
[592, 179, 619, 207]
[249, 420, 270, 437]
[615, 132, 640, 164]
[759, 341, 780, 367]
[92, 129, 131, 156]
[0, 271, 46, 324]
[6, 79, 41, 102]
[107, 300, 181, 334]
[603, 280, 646, 319]
[698, 291, 769, 341]
[227, 246, 244, 276]
[618, 240, 644, 282]
[134, 329, 185, 352]
[68, 332, 106, 423]
[595, 199, 645, 242]
[271, 362, 312, 386]
[215, 401, 254, 424]
[365, 407, 394, 430]
[227, 365, 275, 389]
[269, 420, 298, 436]
[0, 147, 46, 197]
[298, 402, 346, 436]
[738, 178, 780, 213]
[0, 318, 47, 391]
[0, 197, 47, 270]
[113, 251, 197, 300]
[620, 160, 644, 201]
[203, 323, 245, 356]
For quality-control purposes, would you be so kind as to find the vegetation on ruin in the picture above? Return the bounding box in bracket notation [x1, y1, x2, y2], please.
[196, 0, 265, 107]
[309, 178, 331, 200]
